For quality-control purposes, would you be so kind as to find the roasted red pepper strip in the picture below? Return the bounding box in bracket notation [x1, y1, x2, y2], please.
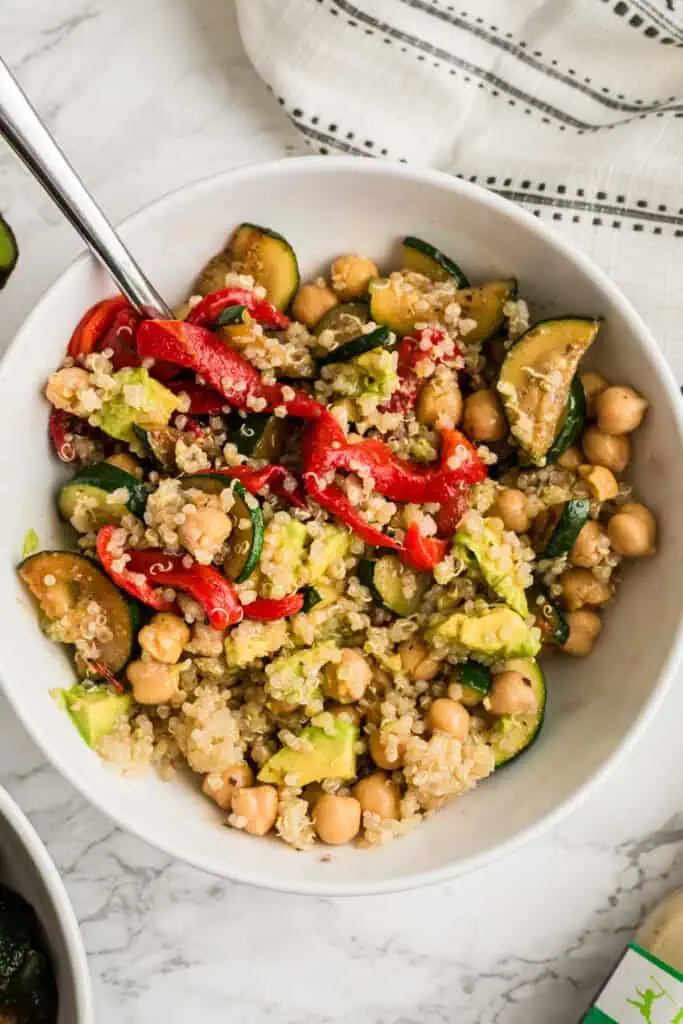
[48, 408, 78, 463]
[186, 287, 290, 331]
[101, 306, 141, 371]
[303, 413, 485, 505]
[303, 473, 400, 550]
[199, 465, 306, 508]
[385, 327, 460, 413]
[400, 523, 449, 572]
[167, 380, 226, 416]
[242, 593, 305, 621]
[96, 527, 176, 612]
[125, 550, 242, 629]
[67, 296, 129, 358]
[136, 320, 321, 420]
[435, 486, 470, 537]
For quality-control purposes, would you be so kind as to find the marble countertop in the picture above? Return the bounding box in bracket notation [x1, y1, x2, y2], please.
[2, 2, 683, 1021]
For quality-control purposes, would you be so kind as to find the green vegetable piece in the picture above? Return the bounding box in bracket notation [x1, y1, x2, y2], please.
[214, 304, 247, 326]
[546, 376, 586, 464]
[459, 661, 492, 695]
[63, 684, 133, 748]
[98, 368, 179, 445]
[196, 223, 299, 309]
[20, 529, 39, 560]
[358, 555, 429, 617]
[317, 325, 392, 366]
[487, 658, 546, 767]
[307, 524, 351, 585]
[57, 462, 147, 530]
[258, 718, 357, 785]
[427, 605, 540, 660]
[0, 214, 19, 290]
[454, 516, 529, 618]
[536, 499, 591, 559]
[402, 236, 469, 286]
[301, 587, 323, 613]
[314, 301, 369, 339]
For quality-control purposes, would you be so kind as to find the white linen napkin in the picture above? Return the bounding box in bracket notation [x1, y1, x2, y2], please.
[236, 0, 683, 381]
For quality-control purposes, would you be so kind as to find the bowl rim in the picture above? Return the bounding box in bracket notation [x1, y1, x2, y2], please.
[0, 785, 93, 1020]
[1, 154, 683, 896]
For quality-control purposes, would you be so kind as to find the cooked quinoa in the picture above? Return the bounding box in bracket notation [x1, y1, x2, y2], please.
[23, 226, 656, 852]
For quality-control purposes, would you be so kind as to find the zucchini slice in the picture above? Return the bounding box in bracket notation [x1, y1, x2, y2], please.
[314, 301, 369, 340]
[459, 660, 492, 694]
[530, 587, 569, 646]
[317, 326, 391, 367]
[456, 279, 517, 344]
[182, 476, 264, 582]
[402, 236, 469, 287]
[488, 658, 546, 767]
[58, 463, 147, 529]
[497, 317, 601, 464]
[133, 425, 196, 473]
[358, 555, 429, 617]
[19, 551, 137, 674]
[228, 413, 286, 460]
[195, 223, 299, 310]
[546, 376, 586, 464]
[301, 586, 323, 612]
[368, 276, 423, 335]
[0, 213, 19, 289]
[534, 498, 590, 559]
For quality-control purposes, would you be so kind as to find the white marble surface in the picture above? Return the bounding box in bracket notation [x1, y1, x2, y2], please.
[2, 2, 683, 1022]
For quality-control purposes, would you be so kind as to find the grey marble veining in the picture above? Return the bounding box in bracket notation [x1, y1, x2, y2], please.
[2, 2, 683, 1021]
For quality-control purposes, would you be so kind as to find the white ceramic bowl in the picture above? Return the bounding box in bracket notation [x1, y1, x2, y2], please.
[0, 786, 92, 1021]
[1, 157, 682, 896]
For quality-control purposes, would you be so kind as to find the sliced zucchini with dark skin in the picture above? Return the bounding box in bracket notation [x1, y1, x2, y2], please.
[459, 660, 492, 694]
[302, 586, 323, 612]
[228, 413, 286, 460]
[195, 223, 299, 310]
[0, 213, 19, 289]
[181, 475, 265, 583]
[402, 236, 469, 287]
[487, 658, 546, 767]
[456, 279, 517, 344]
[498, 317, 601, 464]
[133, 425, 199, 474]
[533, 498, 591, 559]
[530, 587, 569, 646]
[214, 304, 247, 327]
[18, 551, 137, 674]
[317, 326, 392, 367]
[314, 301, 369, 340]
[58, 462, 147, 529]
[545, 376, 586, 464]
[358, 555, 429, 617]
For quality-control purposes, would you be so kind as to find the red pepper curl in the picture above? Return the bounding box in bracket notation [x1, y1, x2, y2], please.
[186, 287, 290, 331]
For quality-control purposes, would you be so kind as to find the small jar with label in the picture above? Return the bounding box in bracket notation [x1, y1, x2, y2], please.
[583, 890, 683, 1022]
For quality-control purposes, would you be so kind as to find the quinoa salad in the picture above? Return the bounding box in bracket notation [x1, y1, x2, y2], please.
[19, 226, 656, 850]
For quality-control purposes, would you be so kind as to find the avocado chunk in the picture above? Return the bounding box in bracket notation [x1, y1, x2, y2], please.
[454, 514, 529, 617]
[63, 684, 133, 748]
[307, 524, 351, 585]
[258, 718, 357, 786]
[426, 605, 540, 660]
[98, 367, 179, 445]
[260, 514, 307, 599]
[264, 643, 337, 708]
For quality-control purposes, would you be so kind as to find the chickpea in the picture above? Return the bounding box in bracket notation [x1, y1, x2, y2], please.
[427, 698, 470, 740]
[398, 638, 440, 681]
[202, 763, 254, 810]
[462, 389, 507, 442]
[596, 386, 648, 436]
[178, 506, 233, 562]
[353, 773, 401, 820]
[570, 520, 608, 568]
[580, 371, 609, 419]
[330, 254, 378, 300]
[190, 622, 225, 657]
[608, 503, 657, 557]
[291, 282, 338, 329]
[582, 426, 630, 474]
[106, 453, 143, 479]
[369, 729, 406, 770]
[578, 464, 619, 502]
[324, 648, 372, 703]
[45, 367, 91, 415]
[561, 568, 611, 611]
[561, 609, 602, 657]
[313, 794, 362, 845]
[327, 703, 362, 727]
[556, 445, 583, 471]
[417, 376, 463, 428]
[231, 786, 278, 836]
[126, 659, 180, 704]
[138, 612, 190, 664]
[487, 671, 538, 716]
[490, 488, 531, 534]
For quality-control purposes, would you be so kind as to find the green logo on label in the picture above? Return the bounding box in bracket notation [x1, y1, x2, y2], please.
[625, 976, 683, 1023]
